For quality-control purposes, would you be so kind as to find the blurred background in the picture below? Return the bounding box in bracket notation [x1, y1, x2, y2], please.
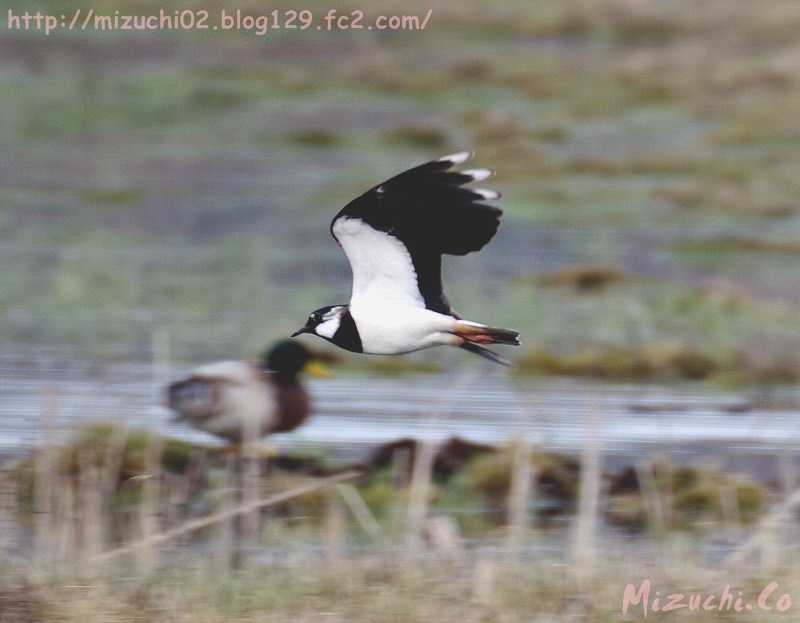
[3, 0, 800, 620]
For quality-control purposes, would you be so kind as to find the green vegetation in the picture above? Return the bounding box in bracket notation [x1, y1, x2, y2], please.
[0, 424, 781, 622]
[4, 0, 800, 381]
[607, 464, 768, 530]
[11, 425, 772, 537]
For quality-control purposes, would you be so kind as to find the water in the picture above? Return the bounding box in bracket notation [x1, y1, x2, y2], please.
[2, 349, 799, 477]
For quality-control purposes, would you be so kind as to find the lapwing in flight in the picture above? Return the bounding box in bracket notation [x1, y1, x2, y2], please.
[292, 152, 520, 365]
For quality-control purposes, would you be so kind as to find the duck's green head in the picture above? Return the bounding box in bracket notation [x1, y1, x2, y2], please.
[262, 339, 333, 380]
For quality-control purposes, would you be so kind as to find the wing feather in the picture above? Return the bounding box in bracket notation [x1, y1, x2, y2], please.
[330, 152, 502, 315]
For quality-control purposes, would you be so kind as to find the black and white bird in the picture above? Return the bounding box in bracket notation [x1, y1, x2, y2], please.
[292, 152, 520, 365]
[165, 340, 332, 445]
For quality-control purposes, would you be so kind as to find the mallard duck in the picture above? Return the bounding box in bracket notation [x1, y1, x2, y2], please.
[165, 340, 331, 444]
[292, 151, 520, 365]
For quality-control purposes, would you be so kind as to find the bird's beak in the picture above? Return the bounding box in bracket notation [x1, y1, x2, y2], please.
[303, 360, 334, 379]
[291, 327, 309, 338]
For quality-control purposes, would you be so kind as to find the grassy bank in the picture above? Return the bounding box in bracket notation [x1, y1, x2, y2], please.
[0, 423, 797, 622]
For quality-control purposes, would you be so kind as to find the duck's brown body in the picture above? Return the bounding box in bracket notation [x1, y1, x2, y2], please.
[270, 382, 311, 433]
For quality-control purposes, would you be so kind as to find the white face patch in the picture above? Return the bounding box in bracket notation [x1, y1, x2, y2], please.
[315, 315, 341, 339]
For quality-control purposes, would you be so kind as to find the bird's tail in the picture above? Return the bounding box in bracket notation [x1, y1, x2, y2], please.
[165, 378, 215, 418]
[453, 321, 521, 346]
[459, 341, 512, 366]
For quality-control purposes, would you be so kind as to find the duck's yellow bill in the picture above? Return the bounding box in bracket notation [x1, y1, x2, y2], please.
[303, 360, 334, 379]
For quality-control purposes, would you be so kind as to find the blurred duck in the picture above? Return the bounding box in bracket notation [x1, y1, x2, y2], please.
[165, 340, 332, 444]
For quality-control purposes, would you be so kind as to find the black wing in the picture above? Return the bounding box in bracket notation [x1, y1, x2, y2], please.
[330, 152, 502, 315]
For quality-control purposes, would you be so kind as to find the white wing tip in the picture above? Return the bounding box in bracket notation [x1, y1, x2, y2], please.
[474, 188, 501, 200]
[462, 168, 493, 182]
[439, 150, 473, 165]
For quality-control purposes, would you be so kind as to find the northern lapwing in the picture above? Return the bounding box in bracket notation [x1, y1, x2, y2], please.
[165, 340, 332, 444]
[292, 152, 520, 365]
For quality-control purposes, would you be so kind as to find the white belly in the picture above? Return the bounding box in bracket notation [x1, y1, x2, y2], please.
[349, 302, 457, 354]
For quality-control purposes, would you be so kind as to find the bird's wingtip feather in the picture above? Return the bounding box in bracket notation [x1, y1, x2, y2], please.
[462, 168, 493, 182]
[439, 150, 473, 165]
[474, 188, 501, 200]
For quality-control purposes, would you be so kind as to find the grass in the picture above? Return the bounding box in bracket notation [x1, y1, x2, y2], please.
[503, 275, 800, 383]
[285, 129, 343, 147]
[0, 559, 722, 622]
[4, 0, 800, 373]
[7, 556, 799, 622]
[8, 424, 774, 537]
[674, 236, 800, 256]
[607, 463, 767, 530]
[384, 126, 450, 149]
[519, 342, 725, 381]
[0, 419, 791, 622]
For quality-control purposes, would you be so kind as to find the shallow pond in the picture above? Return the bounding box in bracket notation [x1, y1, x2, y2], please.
[2, 351, 799, 482]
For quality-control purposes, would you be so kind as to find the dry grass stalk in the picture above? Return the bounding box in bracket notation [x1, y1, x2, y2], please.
[0, 460, 17, 558]
[164, 448, 204, 531]
[405, 440, 436, 553]
[237, 414, 264, 567]
[53, 473, 75, 574]
[136, 434, 164, 576]
[779, 446, 797, 496]
[425, 516, 464, 562]
[472, 556, 497, 607]
[336, 483, 383, 542]
[212, 456, 237, 575]
[389, 446, 410, 537]
[718, 481, 742, 529]
[724, 484, 800, 570]
[91, 470, 360, 563]
[571, 401, 601, 584]
[506, 436, 532, 563]
[325, 491, 346, 566]
[98, 423, 129, 502]
[77, 453, 104, 566]
[404, 370, 479, 551]
[32, 388, 58, 576]
[634, 460, 667, 534]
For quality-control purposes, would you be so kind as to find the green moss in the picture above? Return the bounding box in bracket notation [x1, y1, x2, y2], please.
[607, 463, 769, 530]
[356, 469, 402, 520]
[673, 236, 800, 256]
[82, 188, 144, 205]
[66, 424, 198, 478]
[344, 357, 443, 376]
[13, 424, 204, 516]
[450, 446, 579, 528]
[383, 126, 449, 149]
[518, 343, 725, 381]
